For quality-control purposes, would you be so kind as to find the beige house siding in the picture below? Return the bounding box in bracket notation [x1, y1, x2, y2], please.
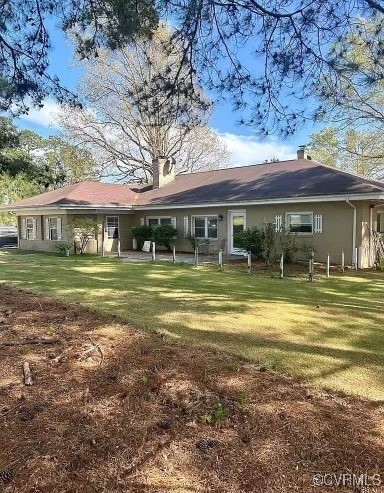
[136, 201, 357, 263]
[14, 199, 383, 266]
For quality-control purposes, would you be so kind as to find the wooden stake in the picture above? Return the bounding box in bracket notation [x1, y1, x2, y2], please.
[247, 251, 251, 274]
[172, 246, 176, 265]
[219, 249, 223, 270]
[309, 251, 314, 282]
[341, 250, 345, 272]
[152, 242, 156, 262]
[195, 245, 199, 267]
[23, 362, 33, 386]
[117, 238, 121, 258]
[280, 253, 284, 279]
[327, 253, 330, 277]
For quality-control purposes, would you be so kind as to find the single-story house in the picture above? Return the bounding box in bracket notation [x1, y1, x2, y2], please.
[2, 148, 384, 267]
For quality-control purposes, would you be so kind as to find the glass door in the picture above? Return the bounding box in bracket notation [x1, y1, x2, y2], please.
[229, 211, 246, 254]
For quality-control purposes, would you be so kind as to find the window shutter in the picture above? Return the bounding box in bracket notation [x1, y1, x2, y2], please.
[57, 217, 62, 240]
[32, 218, 37, 240]
[314, 214, 323, 233]
[183, 216, 189, 237]
[45, 218, 50, 240]
[140, 218, 145, 226]
[275, 214, 282, 232]
[21, 218, 27, 240]
[171, 217, 177, 228]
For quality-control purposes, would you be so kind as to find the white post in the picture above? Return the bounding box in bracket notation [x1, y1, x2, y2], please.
[280, 253, 284, 279]
[247, 251, 251, 274]
[341, 250, 345, 272]
[309, 251, 314, 282]
[117, 238, 121, 258]
[152, 241, 156, 262]
[195, 245, 199, 267]
[172, 245, 176, 264]
[326, 253, 330, 277]
[355, 247, 358, 270]
[219, 249, 223, 270]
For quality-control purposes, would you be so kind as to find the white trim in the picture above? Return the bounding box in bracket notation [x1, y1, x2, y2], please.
[228, 210, 247, 254]
[6, 193, 384, 214]
[275, 214, 282, 232]
[106, 216, 119, 239]
[44, 218, 50, 240]
[57, 217, 62, 240]
[285, 211, 314, 236]
[183, 216, 189, 237]
[146, 216, 174, 226]
[314, 214, 323, 234]
[191, 214, 219, 239]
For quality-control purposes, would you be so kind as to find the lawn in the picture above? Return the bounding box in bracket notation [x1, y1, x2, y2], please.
[1, 251, 384, 399]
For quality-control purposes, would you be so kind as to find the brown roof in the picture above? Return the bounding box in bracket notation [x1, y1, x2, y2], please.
[5, 159, 384, 210]
[8, 181, 137, 208]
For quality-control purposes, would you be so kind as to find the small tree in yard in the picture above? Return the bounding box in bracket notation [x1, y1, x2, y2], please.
[263, 222, 277, 264]
[72, 217, 100, 254]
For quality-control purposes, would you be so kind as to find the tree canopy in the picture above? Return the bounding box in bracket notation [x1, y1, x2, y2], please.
[58, 25, 229, 182]
[2, 1, 384, 134]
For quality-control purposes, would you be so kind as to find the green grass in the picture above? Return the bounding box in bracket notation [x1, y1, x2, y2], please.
[1, 251, 384, 400]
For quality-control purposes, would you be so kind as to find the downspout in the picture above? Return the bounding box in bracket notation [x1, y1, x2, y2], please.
[346, 198, 357, 267]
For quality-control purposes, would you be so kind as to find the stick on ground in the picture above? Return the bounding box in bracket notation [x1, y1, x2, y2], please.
[23, 362, 33, 386]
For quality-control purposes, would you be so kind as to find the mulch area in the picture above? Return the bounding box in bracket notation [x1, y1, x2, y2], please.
[0, 284, 383, 492]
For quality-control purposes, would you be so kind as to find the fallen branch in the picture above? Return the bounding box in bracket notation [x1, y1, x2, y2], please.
[0, 338, 60, 347]
[23, 362, 33, 386]
[51, 346, 73, 365]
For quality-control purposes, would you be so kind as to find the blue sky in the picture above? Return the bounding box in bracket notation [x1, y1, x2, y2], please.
[15, 22, 322, 166]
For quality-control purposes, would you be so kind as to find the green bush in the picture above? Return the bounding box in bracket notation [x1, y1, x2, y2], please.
[263, 222, 277, 264]
[132, 224, 177, 251]
[131, 225, 153, 249]
[234, 226, 265, 259]
[297, 241, 316, 261]
[152, 224, 177, 252]
[278, 227, 299, 263]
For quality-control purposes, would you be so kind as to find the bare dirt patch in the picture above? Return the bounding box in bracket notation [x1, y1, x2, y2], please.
[0, 285, 383, 492]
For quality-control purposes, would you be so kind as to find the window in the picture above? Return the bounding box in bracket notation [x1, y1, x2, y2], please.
[107, 216, 119, 239]
[25, 217, 36, 240]
[286, 213, 313, 234]
[146, 216, 175, 227]
[44, 217, 62, 241]
[378, 213, 384, 233]
[192, 216, 218, 239]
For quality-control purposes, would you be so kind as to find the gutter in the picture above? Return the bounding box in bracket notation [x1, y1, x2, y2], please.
[346, 198, 357, 267]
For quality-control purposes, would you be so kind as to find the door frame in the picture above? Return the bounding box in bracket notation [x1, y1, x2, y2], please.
[227, 210, 247, 254]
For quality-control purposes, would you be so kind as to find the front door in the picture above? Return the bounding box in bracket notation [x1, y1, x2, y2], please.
[228, 211, 246, 254]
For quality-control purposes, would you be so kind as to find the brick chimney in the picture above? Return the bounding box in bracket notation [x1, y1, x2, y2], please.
[152, 157, 176, 189]
[297, 145, 312, 160]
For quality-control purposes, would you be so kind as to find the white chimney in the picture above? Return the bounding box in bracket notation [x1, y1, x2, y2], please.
[152, 157, 176, 189]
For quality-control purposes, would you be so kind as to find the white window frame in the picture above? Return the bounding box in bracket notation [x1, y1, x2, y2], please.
[146, 216, 175, 227]
[48, 217, 62, 241]
[106, 216, 119, 239]
[285, 212, 313, 235]
[191, 215, 219, 239]
[25, 217, 37, 240]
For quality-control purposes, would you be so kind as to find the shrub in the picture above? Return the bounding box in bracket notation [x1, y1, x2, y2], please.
[263, 222, 277, 264]
[278, 227, 299, 263]
[152, 224, 177, 252]
[234, 226, 265, 258]
[297, 241, 316, 261]
[131, 225, 153, 249]
[56, 242, 72, 256]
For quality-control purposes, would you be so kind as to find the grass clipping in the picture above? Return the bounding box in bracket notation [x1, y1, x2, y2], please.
[0, 284, 383, 493]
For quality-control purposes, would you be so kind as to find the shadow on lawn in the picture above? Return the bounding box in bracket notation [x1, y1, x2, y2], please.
[1, 284, 384, 492]
[2, 254, 384, 398]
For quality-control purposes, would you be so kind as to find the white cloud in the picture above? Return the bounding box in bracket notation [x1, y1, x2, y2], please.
[19, 100, 63, 128]
[218, 132, 296, 166]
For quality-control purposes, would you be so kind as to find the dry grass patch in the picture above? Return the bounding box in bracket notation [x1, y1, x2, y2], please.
[0, 285, 384, 492]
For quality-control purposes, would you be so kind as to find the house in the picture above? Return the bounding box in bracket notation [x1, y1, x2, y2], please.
[2, 148, 384, 267]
